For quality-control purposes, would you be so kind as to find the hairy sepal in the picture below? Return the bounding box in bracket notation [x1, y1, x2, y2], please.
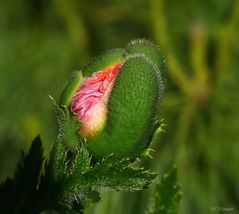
[126, 39, 166, 80]
[87, 55, 162, 159]
[83, 49, 125, 76]
[59, 71, 83, 106]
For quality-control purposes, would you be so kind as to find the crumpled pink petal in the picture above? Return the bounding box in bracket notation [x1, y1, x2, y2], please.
[70, 62, 123, 137]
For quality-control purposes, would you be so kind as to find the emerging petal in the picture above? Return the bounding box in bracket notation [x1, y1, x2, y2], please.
[70, 63, 123, 137]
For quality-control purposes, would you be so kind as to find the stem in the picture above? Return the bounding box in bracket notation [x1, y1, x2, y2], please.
[149, 0, 191, 94]
[189, 22, 209, 85]
[215, 1, 239, 77]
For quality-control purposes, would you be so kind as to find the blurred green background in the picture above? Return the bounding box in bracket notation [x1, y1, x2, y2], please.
[0, 0, 239, 213]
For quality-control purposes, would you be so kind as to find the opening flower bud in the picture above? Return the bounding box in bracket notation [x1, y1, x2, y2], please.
[70, 63, 123, 138]
[60, 41, 164, 159]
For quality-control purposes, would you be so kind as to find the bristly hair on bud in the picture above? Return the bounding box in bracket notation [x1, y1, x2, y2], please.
[125, 38, 167, 81]
[60, 39, 165, 160]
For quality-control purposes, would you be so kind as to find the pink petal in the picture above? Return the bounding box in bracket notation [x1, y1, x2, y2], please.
[70, 62, 123, 137]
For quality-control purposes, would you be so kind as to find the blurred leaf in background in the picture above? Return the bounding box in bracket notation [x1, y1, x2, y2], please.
[0, 0, 238, 214]
[146, 166, 182, 214]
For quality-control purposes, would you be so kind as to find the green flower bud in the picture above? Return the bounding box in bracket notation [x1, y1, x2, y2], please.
[60, 40, 165, 159]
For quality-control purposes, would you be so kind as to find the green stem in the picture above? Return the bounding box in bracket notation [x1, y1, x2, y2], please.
[215, 1, 239, 77]
[149, 0, 191, 94]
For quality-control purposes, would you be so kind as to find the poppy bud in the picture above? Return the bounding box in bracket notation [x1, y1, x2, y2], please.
[60, 40, 164, 159]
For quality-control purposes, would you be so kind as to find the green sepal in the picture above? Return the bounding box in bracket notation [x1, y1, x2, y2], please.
[59, 71, 82, 106]
[140, 119, 165, 158]
[83, 48, 125, 76]
[47, 96, 85, 180]
[87, 55, 163, 159]
[126, 39, 166, 79]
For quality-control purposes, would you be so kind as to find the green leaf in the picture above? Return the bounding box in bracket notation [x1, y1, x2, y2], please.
[0, 136, 44, 213]
[83, 157, 157, 191]
[71, 145, 91, 175]
[146, 166, 182, 214]
[62, 153, 157, 206]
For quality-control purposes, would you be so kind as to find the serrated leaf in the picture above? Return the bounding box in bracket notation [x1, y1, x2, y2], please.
[70, 145, 91, 175]
[62, 155, 157, 206]
[0, 136, 44, 213]
[146, 166, 182, 214]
